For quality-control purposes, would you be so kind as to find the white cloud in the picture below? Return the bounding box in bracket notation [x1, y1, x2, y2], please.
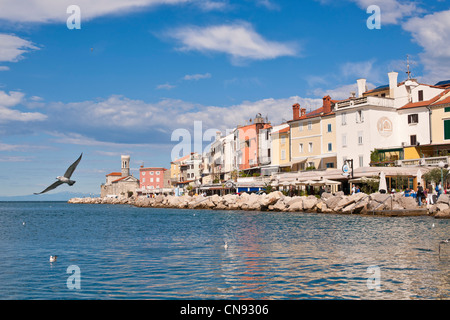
[183, 73, 212, 81]
[0, 66, 10, 71]
[168, 22, 298, 64]
[0, 34, 39, 62]
[340, 59, 378, 81]
[311, 82, 375, 100]
[156, 83, 176, 90]
[0, 90, 47, 123]
[35, 94, 322, 148]
[403, 10, 450, 83]
[0, 0, 226, 23]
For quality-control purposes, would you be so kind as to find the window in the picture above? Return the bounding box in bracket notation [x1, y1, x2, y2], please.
[326, 162, 334, 168]
[156, 177, 160, 182]
[410, 135, 417, 145]
[359, 155, 364, 168]
[308, 142, 313, 153]
[445, 107, 450, 113]
[142, 178, 145, 183]
[342, 134, 347, 147]
[445, 120, 450, 140]
[308, 121, 312, 130]
[150, 171, 154, 175]
[418, 90, 424, 102]
[281, 136, 286, 145]
[408, 114, 418, 124]
[142, 172, 146, 176]
[358, 131, 363, 145]
[327, 123, 332, 132]
[342, 113, 347, 125]
[266, 131, 269, 140]
[356, 110, 364, 123]
[299, 143, 303, 153]
[150, 178, 153, 182]
[281, 149, 286, 160]
[156, 171, 160, 175]
[328, 143, 332, 152]
[299, 123, 303, 132]
[267, 148, 271, 158]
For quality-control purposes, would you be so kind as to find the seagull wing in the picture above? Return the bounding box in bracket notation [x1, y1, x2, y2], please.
[34, 180, 64, 195]
[63, 153, 83, 179]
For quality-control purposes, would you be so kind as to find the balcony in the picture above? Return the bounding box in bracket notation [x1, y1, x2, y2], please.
[396, 156, 449, 167]
[335, 96, 395, 110]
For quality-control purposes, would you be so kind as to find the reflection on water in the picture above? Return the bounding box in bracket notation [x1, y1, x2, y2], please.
[0, 202, 448, 299]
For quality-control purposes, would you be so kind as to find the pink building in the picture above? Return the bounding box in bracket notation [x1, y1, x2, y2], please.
[139, 167, 167, 191]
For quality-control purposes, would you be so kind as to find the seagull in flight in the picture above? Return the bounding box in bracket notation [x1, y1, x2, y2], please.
[34, 153, 83, 195]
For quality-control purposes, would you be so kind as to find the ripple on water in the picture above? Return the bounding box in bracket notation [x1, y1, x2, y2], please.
[0, 203, 448, 299]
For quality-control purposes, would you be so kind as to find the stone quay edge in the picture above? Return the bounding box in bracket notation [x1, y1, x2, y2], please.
[68, 191, 450, 218]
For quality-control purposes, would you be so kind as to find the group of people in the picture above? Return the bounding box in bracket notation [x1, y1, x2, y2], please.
[404, 181, 445, 206]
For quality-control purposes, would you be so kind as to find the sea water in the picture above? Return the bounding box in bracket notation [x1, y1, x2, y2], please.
[0, 201, 448, 299]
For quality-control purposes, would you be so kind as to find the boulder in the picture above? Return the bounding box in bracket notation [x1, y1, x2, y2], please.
[436, 203, 449, 212]
[303, 196, 318, 211]
[398, 196, 418, 210]
[434, 209, 450, 219]
[320, 192, 333, 201]
[273, 199, 287, 211]
[288, 200, 303, 212]
[437, 194, 450, 204]
[325, 195, 343, 212]
[262, 191, 284, 206]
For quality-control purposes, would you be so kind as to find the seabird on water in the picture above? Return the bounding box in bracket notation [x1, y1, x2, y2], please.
[34, 153, 83, 194]
[49, 255, 57, 263]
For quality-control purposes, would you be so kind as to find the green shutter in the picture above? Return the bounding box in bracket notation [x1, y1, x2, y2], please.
[445, 120, 450, 140]
[445, 107, 450, 112]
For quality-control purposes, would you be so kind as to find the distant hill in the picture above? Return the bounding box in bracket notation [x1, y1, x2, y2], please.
[0, 192, 99, 202]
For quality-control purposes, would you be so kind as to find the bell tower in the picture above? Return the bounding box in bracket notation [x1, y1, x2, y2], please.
[121, 155, 130, 177]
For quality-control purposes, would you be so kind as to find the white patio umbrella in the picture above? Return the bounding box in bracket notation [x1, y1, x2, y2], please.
[416, 169, 423, 186]
[321, 178, 341, 185]
[378, 171, 387, 193]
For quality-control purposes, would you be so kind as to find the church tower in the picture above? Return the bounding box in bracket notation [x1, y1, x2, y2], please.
[121, 155, 130, 177]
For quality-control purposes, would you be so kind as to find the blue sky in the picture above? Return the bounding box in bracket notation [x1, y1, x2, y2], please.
[0, 0, 449, 196]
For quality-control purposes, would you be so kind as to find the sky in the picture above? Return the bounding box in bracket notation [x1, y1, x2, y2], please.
[0, 0, 450, 197]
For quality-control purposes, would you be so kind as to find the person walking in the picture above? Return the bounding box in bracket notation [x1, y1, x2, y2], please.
[417, 183, 424, 206]
[436, 181, 443, 199]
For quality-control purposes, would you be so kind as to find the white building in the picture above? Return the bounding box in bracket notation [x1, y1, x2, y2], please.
[335, 72, 446, 169]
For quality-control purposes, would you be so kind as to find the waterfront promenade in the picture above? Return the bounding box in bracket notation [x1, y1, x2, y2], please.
[69, 191, 450, 218]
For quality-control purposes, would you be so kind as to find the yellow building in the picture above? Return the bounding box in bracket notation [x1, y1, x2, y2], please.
[270, 123, 290, 172]
[288, 96, 337, 171]
[430, 89, 450, 146]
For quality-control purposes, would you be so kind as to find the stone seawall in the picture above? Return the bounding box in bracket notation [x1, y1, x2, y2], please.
[68, 191, 450, 218]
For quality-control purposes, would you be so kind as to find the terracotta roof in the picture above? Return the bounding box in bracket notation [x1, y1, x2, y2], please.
[278, 127, 290, 134]
[112, 176, 128, 183]
[399, 89, 450, 110]
[430, 90, 450, 106]
[140, 167, 167, 171]
[106, 172, 122, 176]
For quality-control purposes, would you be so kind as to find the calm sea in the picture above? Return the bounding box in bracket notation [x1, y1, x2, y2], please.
[0, 201, 448, 300]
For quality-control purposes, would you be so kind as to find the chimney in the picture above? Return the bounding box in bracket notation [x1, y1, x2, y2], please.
[301, 108, 306, 117]
[356, 78, 366, 98]
[292, 103, 300, 120]
[215, 131, 221, 141]
[323, 95, 332, 114]
[388, 71, 398, 98]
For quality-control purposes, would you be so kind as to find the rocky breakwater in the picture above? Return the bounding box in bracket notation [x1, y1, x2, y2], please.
[68, 191, 450, 218]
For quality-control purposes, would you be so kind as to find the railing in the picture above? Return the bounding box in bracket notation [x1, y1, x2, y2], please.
[396, 156, 449, 167]
[335, 96, 395, 109]
[371, 194, 393, 215]
[350, 194, 370, 214]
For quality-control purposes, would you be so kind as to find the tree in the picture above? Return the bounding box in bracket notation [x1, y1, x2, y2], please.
[423, 168, 449, 184]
